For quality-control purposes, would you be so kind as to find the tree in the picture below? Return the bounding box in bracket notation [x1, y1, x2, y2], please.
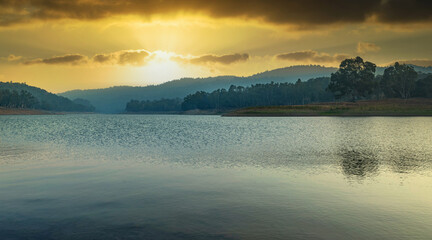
[328, 57, 376, 101]
[180, 77, 333, 111]
[413, 75, 432, 98]
[381, 62, 418, 99]
[0, 89, 38, 108]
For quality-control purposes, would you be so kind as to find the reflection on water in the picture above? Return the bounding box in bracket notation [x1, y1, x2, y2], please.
[340, 149, 379, 178]
[389, 149, 424, 174]
[1, 115, 432, 239]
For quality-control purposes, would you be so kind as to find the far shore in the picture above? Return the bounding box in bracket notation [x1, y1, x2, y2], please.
[0, 107, 55, 115]
[4, 98, 432, 117]
[223, 98, 432, 117]
[0, 107, 96, 115]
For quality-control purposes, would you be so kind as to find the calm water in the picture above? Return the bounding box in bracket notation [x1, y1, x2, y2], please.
[1, 115, 432, 240]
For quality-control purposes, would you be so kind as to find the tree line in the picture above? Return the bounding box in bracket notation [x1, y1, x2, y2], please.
[181, 77, 333, 111]
[125, 77, 333, 112]
[126, 98, 182, 112]
[0, 89, 39, 108]
[0, 82, 95, 112]
[125, 57, 432, 112]
[328, 57, 431, 101]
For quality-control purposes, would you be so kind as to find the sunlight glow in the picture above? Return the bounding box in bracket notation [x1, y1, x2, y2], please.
[136, 51, 183, 85]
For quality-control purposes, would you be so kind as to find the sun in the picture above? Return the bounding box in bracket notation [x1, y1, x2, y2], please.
[134, 51, 183, 85]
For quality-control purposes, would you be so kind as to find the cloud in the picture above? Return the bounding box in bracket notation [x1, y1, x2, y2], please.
[1, 1, 432, 27]
[23, 54, 87, 65]
[19, 50, 247, 66]
[276, 50, 349, 63]
[92, 54, 113, 64]
[22, 50, 151, 66]
[357, 42, 381, 53]
[118, 50, 150, 65]
[375, 0, 432, 24]
[21, 50, 151, 66]
[92, 50, 151, 66]
[7, 54, 22, 61]
[185, 53, 249, 65]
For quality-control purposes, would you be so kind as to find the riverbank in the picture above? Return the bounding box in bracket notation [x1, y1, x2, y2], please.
[224, 98, 432, 117]
[0, 107, 56, 115]
[124, 109, 225, 115]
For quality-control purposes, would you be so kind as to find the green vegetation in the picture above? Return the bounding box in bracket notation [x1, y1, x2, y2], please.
[64, 64, 432, 113]
[123, 57, 432, 115]
[0, 89, 38, 109]
[327, 57, 376, 101]
[0, 82, 95, 112]
[126, 98, 182, 113]
[61, 65, 339, 113]
[381, 62, 418, 99]
[224, 99, 432, 116]
[181, 77, 332, 111]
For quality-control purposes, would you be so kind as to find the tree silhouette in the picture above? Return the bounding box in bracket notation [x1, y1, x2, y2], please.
[381, 62, 418, 99]
[328, 57, 376, 101]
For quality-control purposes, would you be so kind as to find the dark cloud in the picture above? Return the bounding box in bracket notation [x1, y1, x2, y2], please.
[376, 0, 432, 24]
[21, 50, 150, 66]
[22, 50, 247, 66]
[1, 0, 432, 26]
[188, 53, 249, 65]
[277, 50, 349, 63]
[23, 54, 86, 65]
[92, 50, 150, 65]
[93, 54, 113, 63]
[118, 50, 150, 65]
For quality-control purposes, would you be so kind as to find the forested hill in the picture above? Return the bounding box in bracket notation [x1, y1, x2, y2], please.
[0, 82, 95, 112]
[60, 64, 432, 113]
[59, 65, 338, 113]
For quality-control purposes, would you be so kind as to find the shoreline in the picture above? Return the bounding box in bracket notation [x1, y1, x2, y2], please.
[0, 107, 55, 115]
[0, 107, 95, 115]
[223, 99, 432, 117]
[223, 113, 432, 117]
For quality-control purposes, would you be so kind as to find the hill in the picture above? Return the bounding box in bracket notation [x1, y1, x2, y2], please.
[0, 82, 95, 112]
[60, 65, 338, 113]
[59, 64, 432, 113]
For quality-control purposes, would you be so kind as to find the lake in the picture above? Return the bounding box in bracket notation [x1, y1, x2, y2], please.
[1, 115, 432, 240]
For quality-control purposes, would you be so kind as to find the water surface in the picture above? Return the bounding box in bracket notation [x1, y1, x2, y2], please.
[1, 115, 432, 239]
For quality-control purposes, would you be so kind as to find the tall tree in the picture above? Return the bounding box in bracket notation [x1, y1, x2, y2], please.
[381, 62, 418, 99]
[328, 57, 376, 101]
[413, 75, 432, 98]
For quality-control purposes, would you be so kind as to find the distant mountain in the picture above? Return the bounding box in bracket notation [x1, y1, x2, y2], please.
[376, 65, 432, 75]
[251, 65, 337, 79]
[0, 82, 95, 112]
[60, 65, 337, 113]
[59, 64, 432, 113]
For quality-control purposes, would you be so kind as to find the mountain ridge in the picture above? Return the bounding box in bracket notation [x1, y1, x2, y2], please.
[59, 64, 432, 113]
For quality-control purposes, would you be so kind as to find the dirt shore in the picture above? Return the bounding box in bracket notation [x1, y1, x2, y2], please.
[0, 107, 55, 115]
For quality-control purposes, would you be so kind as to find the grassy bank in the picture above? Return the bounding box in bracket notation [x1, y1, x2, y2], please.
[224, 99, 432, 117]
[0, 107, 56, 115]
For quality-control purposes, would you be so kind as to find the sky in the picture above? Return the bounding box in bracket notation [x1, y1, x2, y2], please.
[1, 0, 432, 93]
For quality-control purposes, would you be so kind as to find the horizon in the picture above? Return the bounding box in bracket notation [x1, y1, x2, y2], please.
[3, 63, 431, 94]
[1, 1, 432, 93]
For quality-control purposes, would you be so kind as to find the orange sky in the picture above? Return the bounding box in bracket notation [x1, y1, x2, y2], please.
[1, 0, 432, 93]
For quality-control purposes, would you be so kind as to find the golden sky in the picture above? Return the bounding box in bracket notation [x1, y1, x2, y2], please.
[1, 0, 432, 92]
